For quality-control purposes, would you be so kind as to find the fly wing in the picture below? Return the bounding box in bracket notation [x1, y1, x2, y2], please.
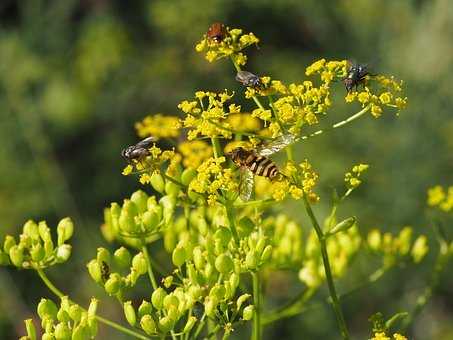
[239, 169, 254, 201]
[258, 133, 297, 156]
[135, 136, 156, 148]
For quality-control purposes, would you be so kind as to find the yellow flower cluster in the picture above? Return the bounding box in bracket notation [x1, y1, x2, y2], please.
[345, 163, 369, 189]
[305, 58, 348, 84]
[226, 112, 261, 132]
[427, 185, 453, 212]
[189, 157, 238, 205]
[178, 140, 213, 169]
[299, 159, 320, 202]
[179, 90, 236, 140]
[345, 75, 407, 118]
[370, 332, 407, 340]
[195, 27, 259, 66]
[135, 114, 181, 139]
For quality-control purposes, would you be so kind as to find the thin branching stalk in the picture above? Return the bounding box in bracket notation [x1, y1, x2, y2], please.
[252, 271, 262, 340]
[142, 244, 158, 290]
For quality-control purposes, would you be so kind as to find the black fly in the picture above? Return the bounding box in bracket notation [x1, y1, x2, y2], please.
[236, 71, 262, 88]
[343, 62, 372, 93]
[121, 137, 155, 164]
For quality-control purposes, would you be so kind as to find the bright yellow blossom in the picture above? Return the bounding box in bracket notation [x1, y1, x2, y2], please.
[135, 114, 181, 139]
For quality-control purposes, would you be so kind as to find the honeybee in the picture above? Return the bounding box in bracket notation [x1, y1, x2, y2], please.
[207, 22, 227, 43]
[227, 134, 296, 201]
[235, 70, 262, 88]
[343, 61, 372, 93]
[121, 137, 155, 164]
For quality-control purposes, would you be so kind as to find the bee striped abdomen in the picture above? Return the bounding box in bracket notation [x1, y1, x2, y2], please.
[251, 156, 278, 178]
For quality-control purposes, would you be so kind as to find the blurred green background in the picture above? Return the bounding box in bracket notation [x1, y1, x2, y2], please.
[1, 0, 452, 339]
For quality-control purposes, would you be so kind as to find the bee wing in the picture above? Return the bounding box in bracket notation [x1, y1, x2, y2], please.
[239, 169, 254, 201]
[258, 133, 297, 156]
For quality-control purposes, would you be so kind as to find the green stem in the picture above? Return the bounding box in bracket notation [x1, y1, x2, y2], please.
[302, 195, 350, 340]
[299, 104, 371, 141]
[36, 269, 151, 340]
[225, 202, 240, 245]
[210, 137, 223, 158]
[252, 272, 262, 340]
[193, 313, 206, 338]
[142, 244, 158, 290]
[234, 198, 275, 207]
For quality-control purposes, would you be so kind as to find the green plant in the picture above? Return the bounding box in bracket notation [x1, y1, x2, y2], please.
[2, 24, 451, 340]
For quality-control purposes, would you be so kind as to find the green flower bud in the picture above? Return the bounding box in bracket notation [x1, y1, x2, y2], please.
[158, 316, 174, 333]
[260, 245, 273, 263]
[38, 221, 52, 242]
[37, 299, 58, 320]
[3, 235, 16, 253]
[412, 235, 429, 263]
[245, 251, 258, 270]
[132, 252, 148, 275]
[214, 227, 232, 246]
[187, 264, 199, 285]
[140, 315, 157, 335]
[57, 309, 70, 323]
[163, 275, 174, 288]
[87, 260, 103, 284]
[88, 315, 98, 338]
[123, 301, 137, 326]
[236, 294, 251, 310]
[167, 305, 179, 321]
[42, 333, 55, 340]
[210, 284, 226, 301]
[150, 172, 165, 193]
[163, 294, 179, 310]
[119, 210, 137, 234]
[56, 244, 72, 263]
[56, 217, 74, 246]
[188, 285, 202, 301]
[30, 243, 45, 262]
[44, 239, 54, 259]
[114, 247, 131, 268]
[165, 181, 181, 197]
[229, 273, 240, 289]
[54, 322, 71, 340]
[88, 298, 98, 317]
[204, 297, 217, 317]
[96, 248, 111, 266]
[23, 220, 40, 241]
[25, 319, 37, 340]
[242, 305, 255, 320]
[123, 200, 138, 217]
[130, 190, 149, 214]
[193, 247, 205, 270]
[215, 254, 234, 274]
[151, 288, 167, 310]
[172, 246, 187, 267]
[160, 195, 176, 225]
[142, 211, 159, 231]
[367, 229, 382, 251]
[110, 203, 121, 228]
[238, 217, 255, 237]
[60, 296, 71, 313]
[255, 238, 266, 255]
[181, 168, 197, 186]
[9, 245, 24, 267]
[183, 316, 197, 333]
[69, 304, 82, 323]
[138, 300, 153, 319]
[71, 324, 90, 340]
[330, 218, 356, 237]
[104, 273, 122, 296]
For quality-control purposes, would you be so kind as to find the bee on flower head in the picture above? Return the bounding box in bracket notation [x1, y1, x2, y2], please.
[207, 22, 227, 43]
[121, 137, 156, 164]
[227, 134, 296, 201]
[235, 70, 263, 89]
[343, 61, 374, 93]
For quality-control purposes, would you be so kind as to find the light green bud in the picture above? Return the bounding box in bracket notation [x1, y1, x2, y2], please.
[88, 315, 98, 338]
[163, 294, 179, 310]
[9, 245, 24, 267]
[37, 299, 58, 320]
[209, 284, 226, 301]
[38, 221, 52, 242]
[158, 316, 174, 333]
[138, 300, 153, 319]
[88, 298, 98, 318]
[140, 315, 157, 335]
[87, 260, 102, 284]
[229, 273, 240, 289]
[160, 195, 176, 225]
[193, 247, 205, 270]
[119, 210, 137, 234]
[187, 263, 199, 285]
[23, 220, 40, 241]
[412, 235, 429, 263]
[255, 238, 266, 255]
[150, 172, 165, 193]
[172, 246, 187, 267]
[163, 275, 174, 288]
[167, 305, 179, 321]
[56, 217, 74, 246]
[188, 285, 202, 301]
[397, 226, 413, 255]
[243, 305, 255, 320]
[24, 319, 36, 340]
[142, 211, 159, 231]
[328, 217, 356, 236]
[130, 190, 149, 214]
[57, 309, 70, 323]
[236, 294, 251, 310]
[3, 235, 16, 253]
[30, 243, 45, 262]
[42, 333, 55, 340]
[260, 245, 273, 263]
[215, 254, 234, 274]
[44, 239, 54, 259]
[151, 288, 167, 310]
[56, 244, 72, 263]
[71, 324, 90, 340]
[165, 181, 181, 197]
[104, 273, 122, 296]
[204, 297, 217, 317]
[69, 304, 82, 323]
[54, 322, 71, 340]
[96, 248, 111, 266]
[123, 301, 137, 326]
[60, 296, 71, 313]
[114, 247, 131, 268]
[214, 227, 232, 246]
[245, 251, 258, 270]
[181, 168, 197, 186]
[132, 252, 148, 275]
[183, 316, 197, 333]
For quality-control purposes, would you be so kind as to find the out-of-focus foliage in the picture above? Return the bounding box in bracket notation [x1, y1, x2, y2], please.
[0, 0, 452, 339]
